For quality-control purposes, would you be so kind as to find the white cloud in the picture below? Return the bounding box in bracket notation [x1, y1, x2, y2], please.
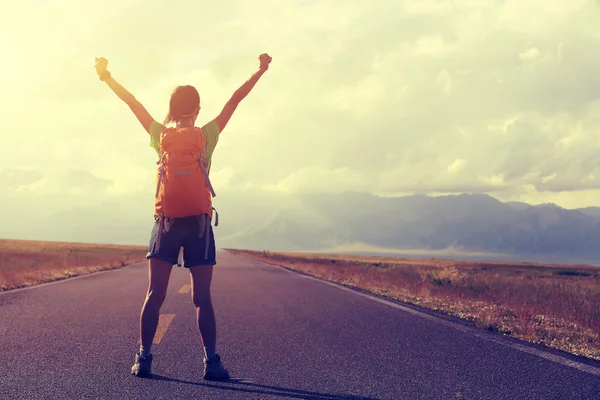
[19, 169, 112, 195]
[264, 166, 367, 194]
[519, 47, 542, 60]
[3, 0, 600, 243]
[210, 166, 236, 190]
[448, 159, 465, 174]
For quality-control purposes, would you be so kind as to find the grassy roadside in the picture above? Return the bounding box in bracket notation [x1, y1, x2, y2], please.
[0, 239, 147, 291]
[226, 248, 600, 362]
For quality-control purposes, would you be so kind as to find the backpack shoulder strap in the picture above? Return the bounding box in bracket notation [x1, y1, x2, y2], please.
[191, 127, 216, 198]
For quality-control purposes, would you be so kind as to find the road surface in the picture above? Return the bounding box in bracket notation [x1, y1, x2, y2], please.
[1, 250, 600, 399]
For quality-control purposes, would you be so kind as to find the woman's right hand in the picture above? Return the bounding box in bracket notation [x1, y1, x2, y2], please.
[259, 53, 272, 70]
[94, 57, 108, 76]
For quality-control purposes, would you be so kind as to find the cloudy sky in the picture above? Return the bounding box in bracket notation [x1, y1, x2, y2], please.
[1, 0, 600, 244]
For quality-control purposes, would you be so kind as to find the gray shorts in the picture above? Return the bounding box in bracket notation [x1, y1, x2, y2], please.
[146, 214, 216, 267]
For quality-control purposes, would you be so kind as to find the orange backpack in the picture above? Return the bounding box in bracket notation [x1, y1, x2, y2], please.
[154, 126, 216, 219]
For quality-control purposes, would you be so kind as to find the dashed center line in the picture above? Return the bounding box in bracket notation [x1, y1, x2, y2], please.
[137, 314, 175, 345]
[135, 285, 190, 346]
[153, 314, 175, 344]
[178, 284, 191, 294]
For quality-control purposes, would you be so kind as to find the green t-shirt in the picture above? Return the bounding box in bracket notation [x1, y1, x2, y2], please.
[149, 119, 220, 171]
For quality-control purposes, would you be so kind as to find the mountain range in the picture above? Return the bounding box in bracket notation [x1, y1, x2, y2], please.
[216, 192, 600, 263]
[7, 191, 600, 264]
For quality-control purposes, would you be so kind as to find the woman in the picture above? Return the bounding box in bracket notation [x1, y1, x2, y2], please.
[94, 53, 272, 380]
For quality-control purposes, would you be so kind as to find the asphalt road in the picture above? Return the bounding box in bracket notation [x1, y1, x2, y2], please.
[1, 250, 600, 400]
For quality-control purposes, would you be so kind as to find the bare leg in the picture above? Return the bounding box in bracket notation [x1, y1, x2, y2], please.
[190, 264, 229, 380]
[189, 265, 216, 351]
[140, 258, 173, 348]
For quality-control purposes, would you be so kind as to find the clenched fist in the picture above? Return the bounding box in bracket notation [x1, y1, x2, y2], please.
[259, 53, 272, 70]
[94, 57, 108, 75]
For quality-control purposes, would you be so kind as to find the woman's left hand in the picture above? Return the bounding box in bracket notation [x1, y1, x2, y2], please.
[94, 57, 108, 75]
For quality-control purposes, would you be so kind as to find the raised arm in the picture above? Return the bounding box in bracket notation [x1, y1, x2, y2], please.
[94, 57, 156, 134]
[215, 53, 272, 132]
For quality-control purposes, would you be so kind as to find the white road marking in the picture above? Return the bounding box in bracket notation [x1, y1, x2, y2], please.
[249, 257, 600, 377]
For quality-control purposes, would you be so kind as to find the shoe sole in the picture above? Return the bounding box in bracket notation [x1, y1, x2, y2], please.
[203, 372, 230, 381]
[131, 369, 152, 378]
[204, 376, 230, 381]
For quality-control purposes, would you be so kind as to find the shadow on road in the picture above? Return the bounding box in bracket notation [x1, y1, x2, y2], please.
[151, 374, 381, 400]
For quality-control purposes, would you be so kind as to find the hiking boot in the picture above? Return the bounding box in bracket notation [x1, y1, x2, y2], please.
[131, 351, 153, 378]
[203, 354, 230, 381]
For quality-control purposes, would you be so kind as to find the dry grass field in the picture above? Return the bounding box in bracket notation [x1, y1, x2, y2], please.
[227, 248, 600, 361]
[0, 239, 147, 291]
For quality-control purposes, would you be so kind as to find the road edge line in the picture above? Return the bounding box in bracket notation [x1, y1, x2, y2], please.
[0, 262, 146, 295]
[232, 251, 600, 378]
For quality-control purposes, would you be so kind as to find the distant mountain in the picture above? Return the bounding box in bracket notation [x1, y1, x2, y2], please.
[9, 190, 600, 263]
[218, 192, 600, 261]
[578, 207, 600, 219]
[505, 201, 532, 210]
